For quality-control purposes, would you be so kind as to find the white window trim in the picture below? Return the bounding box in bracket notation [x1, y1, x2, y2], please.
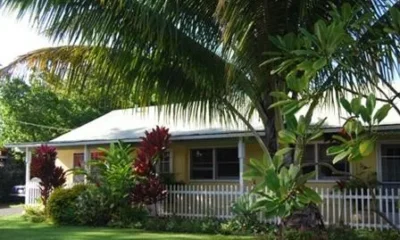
[377, 141, 400, 184]
[188, 146, 239, 181]
[305, 142, 352, 183]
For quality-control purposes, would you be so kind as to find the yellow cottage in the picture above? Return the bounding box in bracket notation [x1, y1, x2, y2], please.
[6, 103, 400, 206]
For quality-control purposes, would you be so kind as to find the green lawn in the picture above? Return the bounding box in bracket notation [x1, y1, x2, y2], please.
[0, 216, 253, 240]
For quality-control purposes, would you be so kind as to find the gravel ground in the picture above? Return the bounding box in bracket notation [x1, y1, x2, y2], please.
[0, 205, 23, 217]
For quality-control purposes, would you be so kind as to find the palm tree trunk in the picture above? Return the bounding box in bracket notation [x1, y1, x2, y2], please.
[260, 76, 284, 155]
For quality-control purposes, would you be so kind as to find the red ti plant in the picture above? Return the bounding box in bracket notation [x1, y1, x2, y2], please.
[132, 126, 170, 209]
[131, 175, 168, 205]
[30, 145, 66, 205]
[134, 126, 171, 175]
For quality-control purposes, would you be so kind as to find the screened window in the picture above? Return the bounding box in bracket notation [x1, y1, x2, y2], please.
[301, 144, 349, 181]
[381, 144, 400, 182]
[190, 147, 239, 180]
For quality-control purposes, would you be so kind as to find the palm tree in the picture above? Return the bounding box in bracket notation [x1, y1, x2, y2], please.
[0, 0, 399, 154]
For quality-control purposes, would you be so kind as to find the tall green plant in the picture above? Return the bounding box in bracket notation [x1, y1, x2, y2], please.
[74, 141, 137, 222]
[88, 142, 136, 197]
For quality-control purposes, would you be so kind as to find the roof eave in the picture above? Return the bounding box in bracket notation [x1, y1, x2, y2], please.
[4, 131, 266, 149]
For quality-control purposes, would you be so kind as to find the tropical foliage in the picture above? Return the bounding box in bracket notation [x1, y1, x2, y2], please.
[1, 1, 399, 154]
[68, 126, 170, 225]
[1, 0, 400, 234]
[30, 145, 66, 205]
[74, 141, 138, 224]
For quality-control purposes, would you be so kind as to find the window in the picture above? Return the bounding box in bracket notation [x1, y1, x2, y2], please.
[381, 144, 400, 183]
[302, 145, 316, 175]
[190, 147, 239, 180]
[191, 149, 213, 179]
[301, 144, 350, 181]
[73, 153, 84, 183]
[157, 151, 171, 174]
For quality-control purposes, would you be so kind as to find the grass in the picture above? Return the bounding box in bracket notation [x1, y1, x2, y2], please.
[0, 215, 253, 240]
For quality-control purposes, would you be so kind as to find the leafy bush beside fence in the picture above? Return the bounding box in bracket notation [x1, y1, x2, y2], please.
[47, 184, 87, 224]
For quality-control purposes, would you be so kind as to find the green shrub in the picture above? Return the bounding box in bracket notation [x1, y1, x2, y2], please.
[46, 184, 87, 224]
[74, 186, 112, 226]
[225, 194, 269, 234]
[74, 184, 149, 227]
[23, 205, 46, 223]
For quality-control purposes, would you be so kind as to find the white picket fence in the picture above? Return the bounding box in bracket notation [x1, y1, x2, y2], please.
[26, 183, 400, 229]
[159, 185, 400, 230]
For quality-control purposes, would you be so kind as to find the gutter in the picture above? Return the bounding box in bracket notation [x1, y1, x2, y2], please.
[6, 124, 400, 149]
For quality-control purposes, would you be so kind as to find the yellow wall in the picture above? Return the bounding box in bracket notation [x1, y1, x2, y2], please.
[54, 135, 393, 186]
[55, 146, 83, 183]
[55, 145, 114, 184]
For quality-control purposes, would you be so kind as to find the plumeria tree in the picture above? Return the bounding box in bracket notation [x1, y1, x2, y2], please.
[30, 145, 66, 205]
[244, 3, 400, 235]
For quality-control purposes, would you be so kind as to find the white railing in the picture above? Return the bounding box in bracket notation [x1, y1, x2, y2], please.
[25, 182, 78, 205]
[25, 182, 400, 229]
[25, 181, 41, 205]
[160, 184, 400, 230]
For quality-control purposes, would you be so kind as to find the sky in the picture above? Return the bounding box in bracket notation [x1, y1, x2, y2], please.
[0, 12, 53, 67]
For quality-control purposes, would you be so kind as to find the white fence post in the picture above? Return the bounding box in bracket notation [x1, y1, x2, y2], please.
[24, 147, 32, 205]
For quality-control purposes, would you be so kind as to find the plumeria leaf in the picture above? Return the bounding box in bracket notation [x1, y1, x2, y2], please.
[374, 104, 391, 123]
[359, 139, 375, 157]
